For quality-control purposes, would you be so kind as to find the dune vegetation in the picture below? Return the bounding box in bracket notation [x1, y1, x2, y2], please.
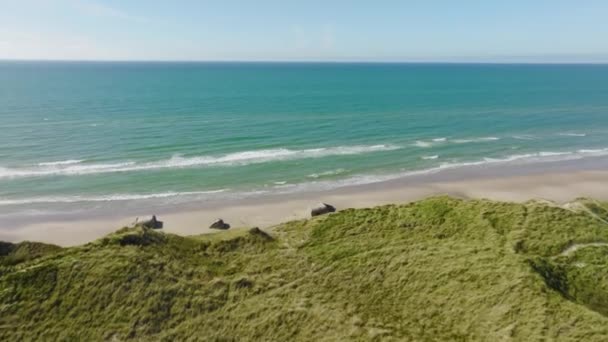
[2, 196, 608, 341]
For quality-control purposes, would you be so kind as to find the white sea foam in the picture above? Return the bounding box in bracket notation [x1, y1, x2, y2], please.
[512, 135, 536, 140]
[4, 148, 573, 204]
[5, 147, 608, 206]
[307, 168, 347, 179]
[414, 140, 433, 148]
[0, 162, 136, 179]
[437, 149, 608, 170]
[578, 148, 608, 154]
[0, 144, 400, 179]
[414, 136, 500, 147]
[538, 151, 573, 157]
[422, 155, 439, 160]
[559, 132, 587, 137]
[452, 137, 500, 144]
[0, 189, 227, 206]
[38, 159, 84, 166]
[273, 183, 295, 189]
[272, 150, 599, 195]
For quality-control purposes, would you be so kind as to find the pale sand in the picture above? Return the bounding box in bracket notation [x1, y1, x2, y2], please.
[3, 169, 608, 246]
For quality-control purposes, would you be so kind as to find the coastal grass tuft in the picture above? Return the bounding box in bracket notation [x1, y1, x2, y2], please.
[2, 196, 608, 340]
[0, 241, 61, 267]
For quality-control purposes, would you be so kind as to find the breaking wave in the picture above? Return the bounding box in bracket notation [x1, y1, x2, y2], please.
[0, 190, 227, 206]
[451, 137, 500, 144]
[0, 144, 400, 179]
[512, 135, 537, 140]
[4, 147, 608, 206]
[37, 159, 84, 166]
[559, 132, 587, 137]
[413, 140, 433, 148]
[413, 136, 500, 148]
[307, 168, 348, 179]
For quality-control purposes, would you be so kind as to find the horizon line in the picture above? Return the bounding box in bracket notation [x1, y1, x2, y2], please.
[1, 58, 608, 65]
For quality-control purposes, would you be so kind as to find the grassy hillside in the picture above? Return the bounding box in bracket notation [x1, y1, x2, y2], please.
[2, 196, 608, 341]
[0, 240, 61, 267]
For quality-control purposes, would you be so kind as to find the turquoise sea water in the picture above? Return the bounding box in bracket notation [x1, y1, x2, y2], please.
[1, 62, 608, 218]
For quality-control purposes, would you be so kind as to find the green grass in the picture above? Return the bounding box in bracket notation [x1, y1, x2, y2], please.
[0, 241, 61, 267]
[2, 196, 608, 340]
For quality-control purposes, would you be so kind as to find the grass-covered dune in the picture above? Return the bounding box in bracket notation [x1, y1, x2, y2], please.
[3, 196, 608, 341]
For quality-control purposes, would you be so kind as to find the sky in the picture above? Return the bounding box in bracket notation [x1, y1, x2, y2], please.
[1, 0, 607, 62]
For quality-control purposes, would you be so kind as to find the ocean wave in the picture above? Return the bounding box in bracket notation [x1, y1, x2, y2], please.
[437, 148, 608, 170]
[451, 137, 500, 144]
[512, 135, 536, 140]
[538, 151, 572, 157]
[422, 155, 439, 160]
[0, 144, 400, 179]
[273, 183, 295, 189]
[578, 148, 608, 153]
[0, 162, 136, 179]
[0, 189, 227, 206]
[38, 159, 84, 166]
[5, 147, 608, 206]
[413, 140, 433, 148]
[559, 132, 587, 137]
[272, 149, 608, 195]
[307, 168, 348, 179]
[413, 136, 500, 148]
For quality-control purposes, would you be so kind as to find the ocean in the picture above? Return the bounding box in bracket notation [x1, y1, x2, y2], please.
[1, 61, 608, 220]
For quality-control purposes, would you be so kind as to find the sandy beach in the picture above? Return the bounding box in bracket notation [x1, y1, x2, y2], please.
[3, 155, 608, 247]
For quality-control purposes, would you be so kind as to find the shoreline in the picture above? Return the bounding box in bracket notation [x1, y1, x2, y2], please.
[3, 155, 608, 246]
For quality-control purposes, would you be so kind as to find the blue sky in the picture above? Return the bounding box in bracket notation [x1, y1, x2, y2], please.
[1, 0, 607, 62]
